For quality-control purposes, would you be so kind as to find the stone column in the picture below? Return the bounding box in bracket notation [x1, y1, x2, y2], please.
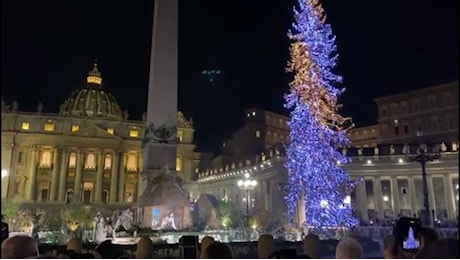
[58, 148, 69, 202]
[49, 148, 60, 201]
[74, 151, 83, 202]
[109, 152, 120, 203]
[94, 151, 104, 203]
[118, 153, 126, 202]
[137, 155, 143, 200]
[408, 176, 417, 217]
[373, 176, 384, 220]
[355, 180, 368, 221]
[263, 181, 270, 212]
[26, 147, 38, 201]
[443, 174, 455, 220]
[5, 143, 18, 199]
[390, 177, 401, 216]
[427, 176, 436, 216]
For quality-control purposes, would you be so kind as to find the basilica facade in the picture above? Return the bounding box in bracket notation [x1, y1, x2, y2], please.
[1, 63, 203, 206]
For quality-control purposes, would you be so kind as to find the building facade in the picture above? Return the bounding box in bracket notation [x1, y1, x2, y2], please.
[192, 145, 459, 223]
[374, 81, 458, 145]
[192, 83, 459, 223]
[1, 63, 205, 206]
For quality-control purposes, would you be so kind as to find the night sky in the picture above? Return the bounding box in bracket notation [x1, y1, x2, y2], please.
[1, 0, 458, 153]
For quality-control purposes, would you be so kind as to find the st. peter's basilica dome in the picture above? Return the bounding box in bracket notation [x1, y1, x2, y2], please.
[59, 61, 123, 120]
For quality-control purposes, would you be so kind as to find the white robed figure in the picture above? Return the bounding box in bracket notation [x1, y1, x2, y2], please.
[161, 213, 177, 230]
[94, 217, 107, 244]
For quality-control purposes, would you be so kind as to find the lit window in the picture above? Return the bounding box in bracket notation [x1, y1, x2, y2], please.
[176, 156, 182, 172]
[107, 128, 114, 134]
[247, 113, 250, 117]
[104, 154, 112, 170]
[129, 128, 139, 138]
[44, 121, 55, 132]
[21, 122, 30, 130]
[68, 153, 77, 168]
[71, 125, 79, 132]
[255, 131, 261, 138]
[252, 111, 256, 116]
[40, 151, 52, 167]
[85, 153, 96, 169]
[126, 154, 137, 171]
[177, 130, 184, 142]
[87, 75, 102, 85]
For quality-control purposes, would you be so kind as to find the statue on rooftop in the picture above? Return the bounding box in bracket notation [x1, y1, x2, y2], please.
[1, 98, 7, 112]
[11, 101, 18, 112]
[142, 112, 147, 121]
[123, 110, 129, 120]
[37, 102, 43, 113]
[374, 146, 379, 155]
[440, 142, 447, 152]
[390, 145, 395, 155]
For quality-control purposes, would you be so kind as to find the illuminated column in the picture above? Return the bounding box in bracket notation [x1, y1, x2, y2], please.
[2, 143, 16, 199]
[118, 153, 126, 202]
[263, 181, 269, 212]
[137, 155, 143, 200]
[26, 148, 38, 201]
[373, 176, 384, 220]
[74, 151, 83, 202]
[390, 177, 400, 215]
[407, 176, 417, 216]
[109, 152, 120, 203]
[58, 148, 69, 202]
[355, 180, 368, 221]
[427, 176, 436, 216]
[444, 174, 455, 220]
[94, 151, 104, 203]
[49, 147, 60, 201]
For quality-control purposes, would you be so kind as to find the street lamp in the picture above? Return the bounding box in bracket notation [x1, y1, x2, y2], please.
[403, 144, 442, 227]
[383, 195, 389, 202]
[1, 169, 8, 178]
[237, 173, 257, 215]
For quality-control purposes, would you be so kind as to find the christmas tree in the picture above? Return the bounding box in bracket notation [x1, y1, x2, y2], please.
[284, 0, 358, 227]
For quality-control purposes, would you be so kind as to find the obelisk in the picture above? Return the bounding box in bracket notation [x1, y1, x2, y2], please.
[140, 0, 178, 202]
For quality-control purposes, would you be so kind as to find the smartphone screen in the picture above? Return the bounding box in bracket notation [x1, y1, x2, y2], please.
[393, 217, 422, 252]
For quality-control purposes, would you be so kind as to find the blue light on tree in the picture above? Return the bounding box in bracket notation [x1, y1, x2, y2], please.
[284, 0, 358, 227]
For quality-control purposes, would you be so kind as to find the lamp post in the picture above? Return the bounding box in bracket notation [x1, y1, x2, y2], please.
[403, 144, 442, 227]
[237, 173, 257, 215]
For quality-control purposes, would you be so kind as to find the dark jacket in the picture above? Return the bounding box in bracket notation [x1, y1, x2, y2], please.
[1, 221, 9, 244]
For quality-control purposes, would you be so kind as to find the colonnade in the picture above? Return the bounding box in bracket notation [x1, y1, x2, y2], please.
[354, 174, 458, 221]
[16, 146, 141, 204]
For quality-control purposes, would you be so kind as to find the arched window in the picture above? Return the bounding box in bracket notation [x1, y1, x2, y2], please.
[85, 153, 96, 169]
[104, 154, 112, 170]
[126, 154, 137, 171]
[40, 151, 52, 167]
[68, 153, 77, 168]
